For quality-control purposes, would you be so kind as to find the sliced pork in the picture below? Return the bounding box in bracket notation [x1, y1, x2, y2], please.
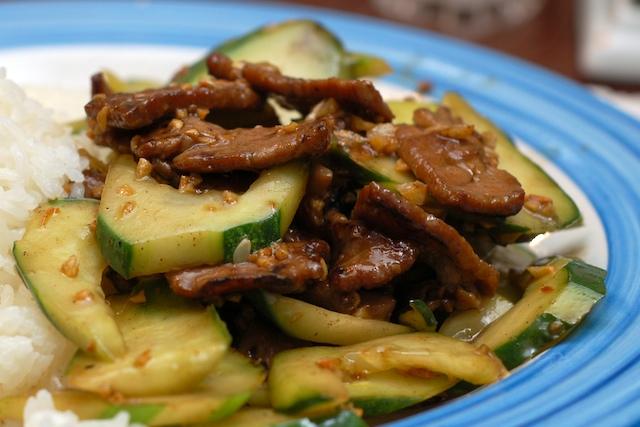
[169, 116, 334, 173]
[166, 239, 330, 299]
[397, 107, 524, 216]
[353, 182, 499, 298]
[328, 212, 417, 292]
[85, 80, 261, 130]
[241, 61, 393, 123]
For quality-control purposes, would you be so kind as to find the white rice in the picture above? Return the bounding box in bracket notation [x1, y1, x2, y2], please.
[23, 390, 143, 427]
[0, 69, 128, 426]
[0, 67, 84, 398]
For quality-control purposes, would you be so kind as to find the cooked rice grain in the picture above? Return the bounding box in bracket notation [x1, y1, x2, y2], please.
[23, 390, 144, 427]
[0, 68, 85, 398]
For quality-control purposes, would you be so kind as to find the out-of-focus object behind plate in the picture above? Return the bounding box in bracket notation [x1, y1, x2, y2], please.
[370, 0, 546, 37]
[579, 0, 640, 83]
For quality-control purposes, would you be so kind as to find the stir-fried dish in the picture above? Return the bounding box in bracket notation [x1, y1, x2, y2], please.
[0, 20, 606, 427]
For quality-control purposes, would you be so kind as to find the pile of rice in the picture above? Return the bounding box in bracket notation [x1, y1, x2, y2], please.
[0, 69, 134, 426]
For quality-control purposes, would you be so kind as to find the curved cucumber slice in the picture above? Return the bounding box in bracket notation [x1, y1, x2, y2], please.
[250, 291, 411, 345]
[344, 51, 392, 80]
[173, 20, 390, 84]
[98, 69, 160, 93]
[476, 258, 606, 369]
[269, 333, 506, 416]
[347, 371, 455, 417]
[8, 391, 247, 426]
[1, 353, 261, 425]
[387, 99, 438, 124]
[64, 283, 230, 396]
[270, 346, 346, 416]
[398, 299, 438, 332]
[97, 156, 308, 278]
[13, 199, 124, 360]
[441, 92, 581, 235]
[200, 350, 266, 397]
[439, 293, 515, 341]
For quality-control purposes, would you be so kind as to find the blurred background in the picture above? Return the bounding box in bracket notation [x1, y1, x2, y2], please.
[279, 0, 640, 117]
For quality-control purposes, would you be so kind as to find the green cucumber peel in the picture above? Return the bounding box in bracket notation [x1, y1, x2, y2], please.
[278, 395, 335, 415]
[494, 313, 570, 370]
[351, 396, 422, 418]
[223, 211, 281, 263]
[566, 260, 606, 295]
[100, 404, 163, 424]
[208, 392, 252, 422]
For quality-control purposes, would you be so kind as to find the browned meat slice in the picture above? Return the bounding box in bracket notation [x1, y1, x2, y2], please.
[166, 240, 330, 299]
[328, 212, 417, 292]
[412, 105, 460, 128]
[169, 116, 334, 173]
[297, 281, 361, 314]
[396, 113, 524, 216]
[131, 116, 214, 160]
[206, 52, 242, 81]
[232, 305, 310, 368]
[297, 163, 334, 231]
[91, 72, 113, 97]
[88, 125, 134, 153]
[149, 158, 181, 188]
[282, 228, 312, 243]
[352, 290, 397, 321]
[85, 80, 261, 130]
[100, 267, 136, 296]
[241, 62, 393, 123]
[352, 182, 499, 297]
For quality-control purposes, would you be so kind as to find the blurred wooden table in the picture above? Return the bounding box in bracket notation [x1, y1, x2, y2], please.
[286, 0, 637, 91]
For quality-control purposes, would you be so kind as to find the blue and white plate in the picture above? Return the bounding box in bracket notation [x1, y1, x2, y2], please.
[1, 2, 639, 426]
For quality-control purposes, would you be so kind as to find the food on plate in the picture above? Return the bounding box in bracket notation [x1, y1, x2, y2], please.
[0, 19, 606, 427]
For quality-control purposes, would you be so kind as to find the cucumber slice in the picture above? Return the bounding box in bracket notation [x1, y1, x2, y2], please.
[476, 258, 606, 369]
[270, 346, 345, 416]
[97, 156, 308, 278]
[99, 69, 160, 93]
[173, 20, 390, 84]
[201, 350, 266, 397]
[344, 52, 392, 80]
[439, 293, 515, 341]
[269, 333, 506, 416]
[441, 92, 581, 235]
[64, 283, 230, 396]
[0, 392, 107, 422]
[0, 391, 247, 426]
[248, 383, 271, 407]
[13, 199, 124, 360]
[0, 353, 261, 425]
[398, 299, 438, 332]
[346, 371, 454, 417]
[331, 136, 413, 186]
[387, 99, 438, 124]
[250, 291, 411, 345]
